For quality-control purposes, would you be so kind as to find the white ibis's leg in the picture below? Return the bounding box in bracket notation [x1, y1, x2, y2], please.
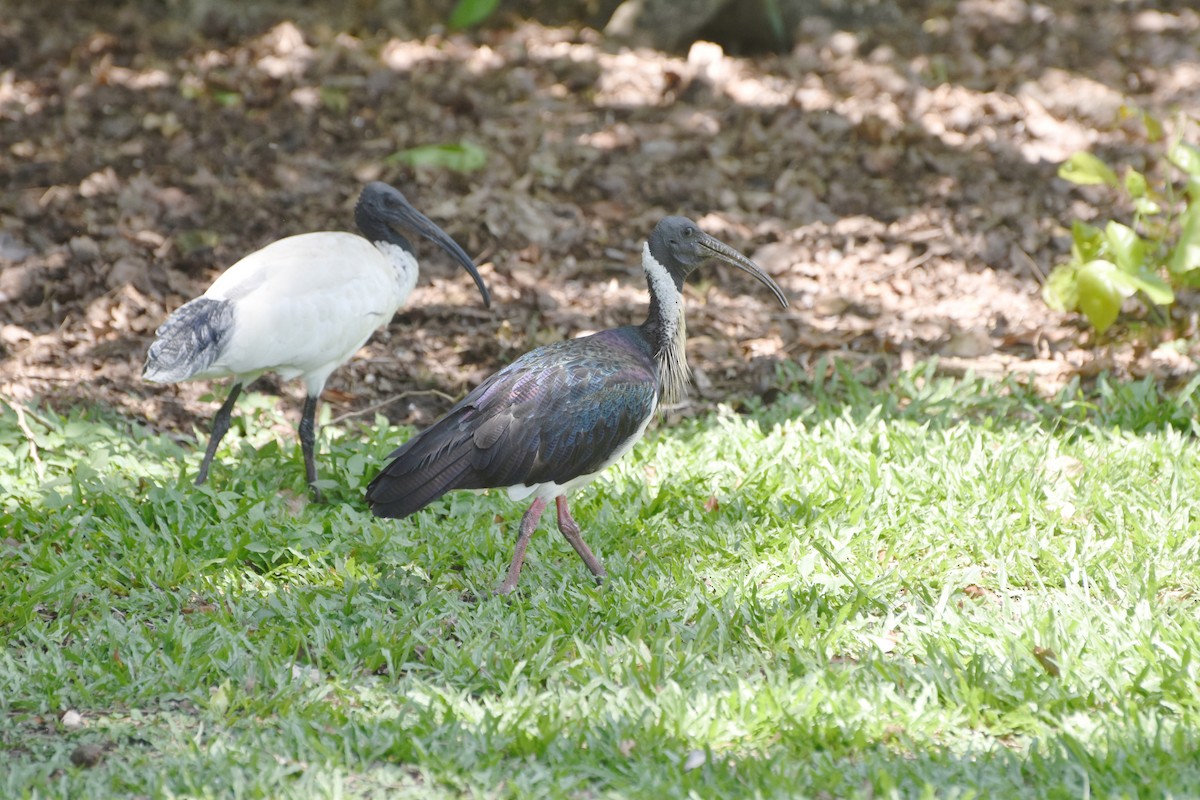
[196, 382, 243, 486]
[497, 497, 549, 596]
[555, 495, 607, 582]
[298, 394, 323, 503]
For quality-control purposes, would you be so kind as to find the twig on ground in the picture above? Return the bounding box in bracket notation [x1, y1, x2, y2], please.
[8, 400, 46, 481]
[329, 388, 458, 424]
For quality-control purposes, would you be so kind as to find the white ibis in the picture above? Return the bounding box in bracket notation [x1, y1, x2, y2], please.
[144, 181, 491, 501]
[366, 216, 788, 593]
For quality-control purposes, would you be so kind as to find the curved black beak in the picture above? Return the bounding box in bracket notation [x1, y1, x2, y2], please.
[699, 235, 789, 309]
[389, 204, 492, 308]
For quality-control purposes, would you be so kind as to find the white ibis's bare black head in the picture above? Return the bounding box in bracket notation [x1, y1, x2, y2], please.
[355, 181, 491, 307]
[647, 216, 789, 308]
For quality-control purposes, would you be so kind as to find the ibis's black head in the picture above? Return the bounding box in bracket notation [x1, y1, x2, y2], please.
[355, 181, 491, 307]
[646, 216, 789, 308]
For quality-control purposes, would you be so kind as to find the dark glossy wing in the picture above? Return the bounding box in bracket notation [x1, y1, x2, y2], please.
[367, 327, 658, 518]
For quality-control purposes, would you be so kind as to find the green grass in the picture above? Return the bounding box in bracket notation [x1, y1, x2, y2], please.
[4, 361, 1200, 798]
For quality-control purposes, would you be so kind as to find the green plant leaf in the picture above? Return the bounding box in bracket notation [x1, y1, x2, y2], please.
[1133, 197, 1162, 215]
[1070, 220, 1104, 263]
[319, 86, 350, 113]
[1124, 168, 1148, 198]
[176, 229, 220, 255]
[1129, 271, 1174, 305]
[1076, 259, 1134, 333]
[214, 90, 242, 108]
[1186, 177, 1200, 204]
[1105, 221, 1148, 273]
[448, 0, 500, 29]
[1042, 263, 1079, 312]
[1170, 204, 1200, 274]
[1058, 152, 1119, 187]
[385, 142, 487, 172]
[1168, 142, 1200, 177]
[1121, 106, 1165, 143]
[763, 0, 787, 46]
[1143, 111, 1165, 142]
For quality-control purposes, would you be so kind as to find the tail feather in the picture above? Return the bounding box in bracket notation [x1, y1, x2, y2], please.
[143, 297, 235, 383]
[367, 411, 487, 518]
[367, 435, 481, 518]
[367, 449, 475, 518]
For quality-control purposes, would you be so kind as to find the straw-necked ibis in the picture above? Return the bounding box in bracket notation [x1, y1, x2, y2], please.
[144, 181, 491, 501]
[366, 216, 788, 593]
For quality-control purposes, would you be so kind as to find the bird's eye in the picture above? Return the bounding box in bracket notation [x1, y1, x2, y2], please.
[683, 226, 695, 237]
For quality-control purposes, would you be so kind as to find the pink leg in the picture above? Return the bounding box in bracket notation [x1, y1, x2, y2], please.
[555, 496, 607, 582]
[496, 497, 548, 596]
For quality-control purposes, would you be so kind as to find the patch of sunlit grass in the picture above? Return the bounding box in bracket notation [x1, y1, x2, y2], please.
[3, 364, 1200, 797]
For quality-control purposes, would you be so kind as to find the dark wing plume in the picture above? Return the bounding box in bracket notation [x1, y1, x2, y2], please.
[366, 329, 658, 519]
[143, 297, 235, 383]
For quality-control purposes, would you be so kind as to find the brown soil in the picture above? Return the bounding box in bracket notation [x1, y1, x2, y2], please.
[2, 1, 1199, 435]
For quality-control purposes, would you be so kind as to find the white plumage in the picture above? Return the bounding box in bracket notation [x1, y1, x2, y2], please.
[164, 234, 417, 393]
[144, 181, 491, 501]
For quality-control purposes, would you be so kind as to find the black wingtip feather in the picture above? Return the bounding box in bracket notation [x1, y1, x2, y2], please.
[366, 428, 479, 519]
[143, 297, 235, 383]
